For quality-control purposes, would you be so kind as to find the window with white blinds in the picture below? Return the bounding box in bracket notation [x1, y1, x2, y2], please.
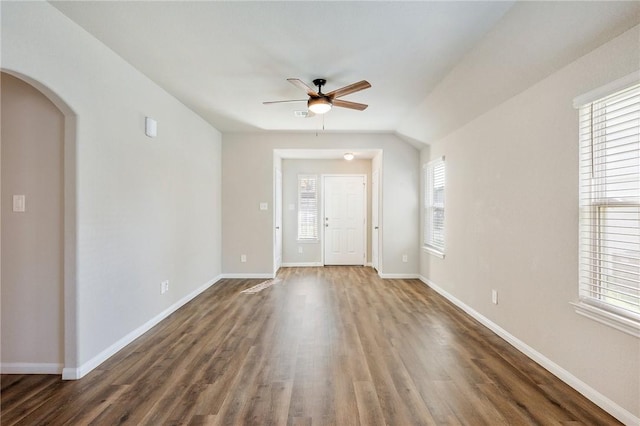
[577, 82, 640, 332]
[424, 157, 445, 254]
[298, 175, 318, 240]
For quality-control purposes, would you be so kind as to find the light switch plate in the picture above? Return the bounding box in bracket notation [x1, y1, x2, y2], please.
[260, 202, 268, 211]
[13, 195, 25, 212]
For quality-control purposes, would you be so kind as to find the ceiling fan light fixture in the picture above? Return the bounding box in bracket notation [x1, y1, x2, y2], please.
[343, 153, 355, 161]
[308, 97, 332, 114]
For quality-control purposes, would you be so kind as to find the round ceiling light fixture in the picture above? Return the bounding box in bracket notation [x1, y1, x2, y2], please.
[343, 153, 355, 161]
[308, 97, 332, 114]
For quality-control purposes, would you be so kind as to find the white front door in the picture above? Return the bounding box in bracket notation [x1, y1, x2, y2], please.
[274, 168, 282, 273]
[372, 169, 379, 271]
[324, 175, 366, 265]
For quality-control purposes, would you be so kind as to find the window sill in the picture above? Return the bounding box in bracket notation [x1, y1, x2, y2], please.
[297, 239, 319, 244]
[423, 246, 445, 259]
[571, 301, 640, 338]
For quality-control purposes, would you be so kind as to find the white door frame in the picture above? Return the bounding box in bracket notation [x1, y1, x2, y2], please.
[372, 169, 380, 271]
[273, 167, 282, 275]
[321, 174, 367, 266]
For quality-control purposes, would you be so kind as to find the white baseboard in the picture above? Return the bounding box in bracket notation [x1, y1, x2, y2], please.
[62, 367, 79, 380]
[281, 262, 323, 267]
[219, 273, 275, 279]
[378, 272, 419, 279]
[419, 275, 639, 426]
[1, 362, 63, 374]
[62, 275, 222, 380]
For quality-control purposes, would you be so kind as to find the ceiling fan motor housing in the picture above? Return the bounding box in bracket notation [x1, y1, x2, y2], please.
[308, 78, 332, 113]
[312, 79, 327, 91]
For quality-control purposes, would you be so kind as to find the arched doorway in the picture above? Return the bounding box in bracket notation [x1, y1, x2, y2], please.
[1, 71, 77, 376]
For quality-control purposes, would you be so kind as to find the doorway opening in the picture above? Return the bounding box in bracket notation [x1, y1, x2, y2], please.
[1, 70, 77, 377]
[273, 149, 382, 273]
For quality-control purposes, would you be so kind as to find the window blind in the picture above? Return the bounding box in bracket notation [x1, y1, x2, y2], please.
[298, 175, 318, 240]
[578, 83, 640, 319]
[424, 158, 445, 252]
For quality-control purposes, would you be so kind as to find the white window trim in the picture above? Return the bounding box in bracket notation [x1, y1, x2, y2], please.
[571, 301, 640, 338]
[297, 174, 318, 241]
[573, 72, 639, 107]
[573, 75, 640, 337]
[297, 239, 320, 244]
[423, 157, 446, 257]
[423, 245, 445, 259]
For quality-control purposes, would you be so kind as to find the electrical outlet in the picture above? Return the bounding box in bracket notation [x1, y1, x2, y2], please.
[241, 254, 247, 263]
[492, 289, 498, 305]
[161, 280, 169, 294]
[298, 246, 303, 254]
[13, 195, 26, 212]
[402, 254, 408, 263]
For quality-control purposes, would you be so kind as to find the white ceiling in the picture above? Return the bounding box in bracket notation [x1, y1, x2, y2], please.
[51, 1, 639, 143]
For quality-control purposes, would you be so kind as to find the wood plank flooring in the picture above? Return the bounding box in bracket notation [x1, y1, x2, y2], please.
[1, 267, 620, 425]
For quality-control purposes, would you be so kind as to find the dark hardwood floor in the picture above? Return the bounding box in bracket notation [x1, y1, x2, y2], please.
[1, 267, 620, 425]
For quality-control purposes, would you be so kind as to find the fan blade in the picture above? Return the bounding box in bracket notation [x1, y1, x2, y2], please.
[332, 99, 368, 111]
[326, 80, 371, 99]
[263, 99, 307, 105]
[287, 78, 318, 97]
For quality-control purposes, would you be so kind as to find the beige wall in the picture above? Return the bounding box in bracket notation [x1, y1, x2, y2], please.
[420, 25, 640, 419]
[281, 159, 372, 265]
[1, 73, 65, 370]
[222, 133, 419, 277]
[3, 2, 223, 375]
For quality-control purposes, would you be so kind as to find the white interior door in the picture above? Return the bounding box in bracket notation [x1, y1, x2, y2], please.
[324, 175, 365, 265]
[274, 168, 282, 273]
[372, 169, 379, 271]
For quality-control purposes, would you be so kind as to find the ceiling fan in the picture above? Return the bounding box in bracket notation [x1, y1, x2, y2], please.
[263, 78, 371, 115]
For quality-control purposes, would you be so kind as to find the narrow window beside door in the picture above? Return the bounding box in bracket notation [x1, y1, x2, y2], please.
[424, 157, 446, 256]
[298, 174, 318, 240]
